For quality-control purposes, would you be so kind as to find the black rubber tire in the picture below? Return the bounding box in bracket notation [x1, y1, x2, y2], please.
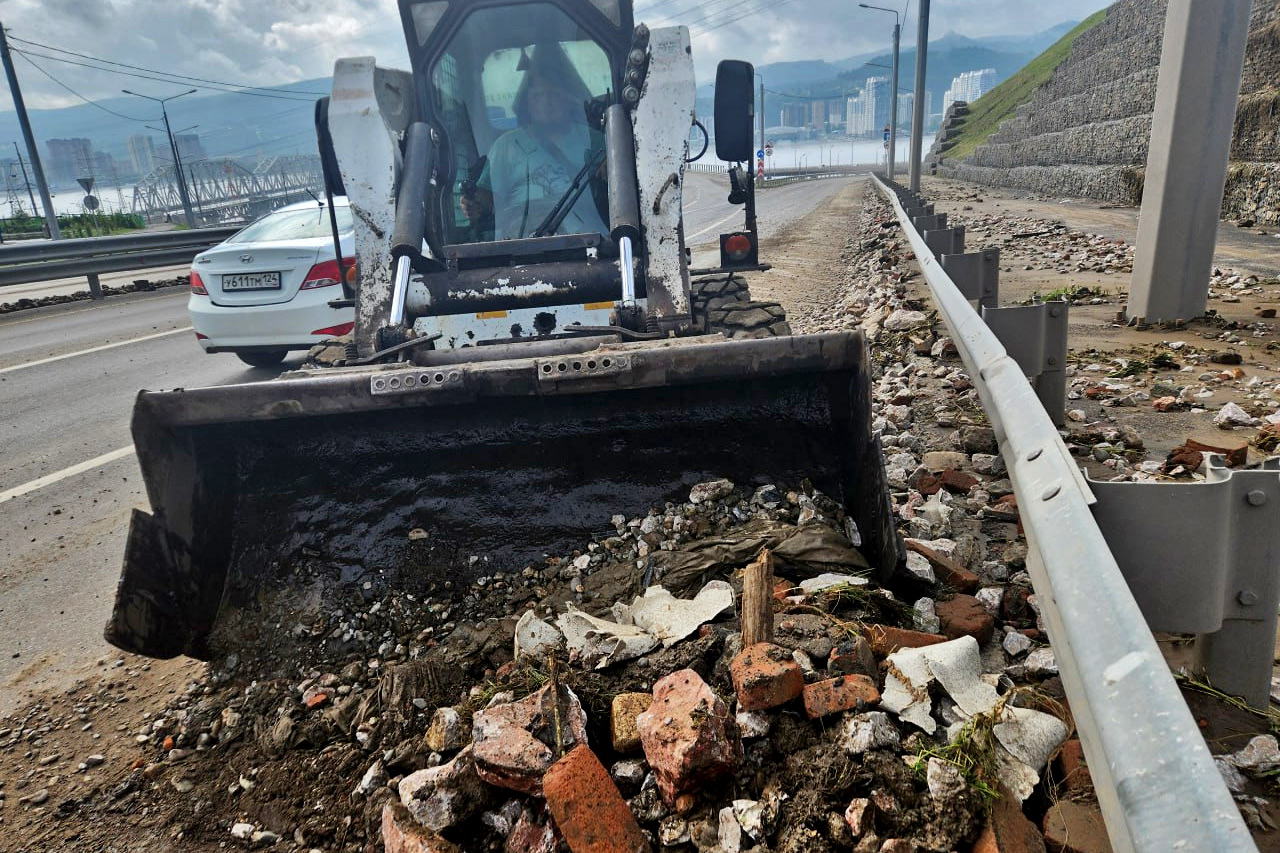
[236, 350, 289, 368]
[689, 275, 791, 338]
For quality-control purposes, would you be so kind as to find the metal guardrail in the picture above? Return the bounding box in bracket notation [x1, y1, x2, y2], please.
[0, 227, 240, 294]
[872, 174, 1255, 852]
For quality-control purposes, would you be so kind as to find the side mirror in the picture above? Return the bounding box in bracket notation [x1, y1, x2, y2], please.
[714, 60, 755, 163]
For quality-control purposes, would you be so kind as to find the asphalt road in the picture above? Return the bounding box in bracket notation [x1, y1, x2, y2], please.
[0, 172, 860, 712]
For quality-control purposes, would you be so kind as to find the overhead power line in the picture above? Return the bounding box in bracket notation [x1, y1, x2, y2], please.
[7, 34, 327, 97]
[8, 48, 317, 102]
[12, 50, 150, 121]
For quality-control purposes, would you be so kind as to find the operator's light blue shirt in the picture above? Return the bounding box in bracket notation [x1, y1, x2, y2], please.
[482, 121, 608, 240]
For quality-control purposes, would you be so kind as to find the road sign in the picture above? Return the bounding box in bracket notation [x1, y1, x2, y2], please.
[756, 149, 764, 159]
[764, 145, 773, 157]
[77, 177, 95, 194]
[83, 194, 99, 211]
[883, 126, 890, 142]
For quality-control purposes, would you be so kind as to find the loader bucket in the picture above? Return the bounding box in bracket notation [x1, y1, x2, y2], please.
[106, 331, 903, 660]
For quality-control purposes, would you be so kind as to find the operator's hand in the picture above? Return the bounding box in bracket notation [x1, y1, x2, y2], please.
[460, 188, 493, 222]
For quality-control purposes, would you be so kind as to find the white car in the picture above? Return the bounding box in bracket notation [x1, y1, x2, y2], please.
[188, 199, 355, 367]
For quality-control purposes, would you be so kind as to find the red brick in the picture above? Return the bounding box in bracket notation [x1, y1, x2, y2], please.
[730, 643, 804, 711]
[382, 801, 462, 853]
[939, 468, 979, 493]
[863, 624, 947, 657]
[543, 745, 652, 853]
[773, 579, 795, 601]
[1053, 739, 1094, 798]
[1042, 800, 1112, 853]
[802, 675, 880, 719]
[827, 636, 878, 679]
[904, 539, 980, 593]
[637, 669, 741, 805]
[970, 786, 1046, 853]
[506, 808, 560, 853]
[935, 595, 996, 645]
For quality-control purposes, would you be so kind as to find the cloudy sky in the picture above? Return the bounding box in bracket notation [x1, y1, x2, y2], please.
[0, 0, 1114, 112]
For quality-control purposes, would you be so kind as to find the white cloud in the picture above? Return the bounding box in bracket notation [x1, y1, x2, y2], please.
[0, 0, 1110, 109]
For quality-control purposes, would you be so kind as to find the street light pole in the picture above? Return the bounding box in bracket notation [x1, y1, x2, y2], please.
[860, 4, 901, 180]
[909, 0, 930, 192]
[123, 88, 197, 227]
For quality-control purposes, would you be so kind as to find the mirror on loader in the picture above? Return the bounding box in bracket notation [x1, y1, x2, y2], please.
[713, 59, 761, 271]
[714, 59, 754, 161]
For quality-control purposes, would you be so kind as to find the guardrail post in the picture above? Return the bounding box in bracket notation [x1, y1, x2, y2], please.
[941, 249, 999, 309]
[922, 226, 964, 259]
[911, 213, 944, 231]
[980, 299, 1067, 425]
[87, 273, 103, 300]
[904, 203, 934, 220]
[1088, 456, 1280, 708]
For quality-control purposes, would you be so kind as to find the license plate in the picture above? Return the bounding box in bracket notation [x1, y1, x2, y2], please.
[223, 272, 281, 291]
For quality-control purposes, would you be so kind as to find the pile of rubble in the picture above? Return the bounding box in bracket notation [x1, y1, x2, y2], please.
[6, 183, 1280, 852]
[0, 275, 185, 314]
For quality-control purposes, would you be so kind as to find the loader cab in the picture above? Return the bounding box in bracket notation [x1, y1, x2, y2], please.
[399, 0, 631, 249]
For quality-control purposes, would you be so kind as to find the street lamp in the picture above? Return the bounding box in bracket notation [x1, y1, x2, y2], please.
[859, 4, 901, 181]
[123, 88, 198, 227]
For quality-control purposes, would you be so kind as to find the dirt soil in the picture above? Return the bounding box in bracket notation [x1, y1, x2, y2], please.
[4, 176, 1280, 852]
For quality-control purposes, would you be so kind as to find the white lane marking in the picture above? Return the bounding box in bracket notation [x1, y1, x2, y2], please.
[0, 326, 192, 374]
[685, 209, 745, 242]
[0, 444, 136, 505]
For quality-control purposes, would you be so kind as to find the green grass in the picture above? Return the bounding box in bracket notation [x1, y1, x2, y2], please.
[942, 9, 1108, 163]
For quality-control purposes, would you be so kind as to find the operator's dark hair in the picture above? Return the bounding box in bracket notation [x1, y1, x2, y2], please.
[511, 41, 594, 125]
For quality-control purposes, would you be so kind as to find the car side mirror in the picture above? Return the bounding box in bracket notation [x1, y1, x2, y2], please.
[714, 60, 755, 163]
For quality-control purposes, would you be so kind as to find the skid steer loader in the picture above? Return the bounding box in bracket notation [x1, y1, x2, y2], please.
[106, 0, 902, 660]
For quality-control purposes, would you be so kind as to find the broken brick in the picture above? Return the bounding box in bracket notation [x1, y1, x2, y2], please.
[827, 636, 878, 680]
[935, 595, 996, 645]
[1042, 800, 1111, 853]
[610, 692, 652, 753]
[637, 668, 741, 805]
[863, 624, 947, 657]
[903, 539, 980, 593]
[543, 745, 651, 853]
[471, 684, 587, 796]
[802, 675, 880, 718]
[382, 800, 463, 853]
[1052, 739, 1094, 798]
[729, 643, 804, 711]
[938, 468, 978, 493]
[971, 785, 1046, 853]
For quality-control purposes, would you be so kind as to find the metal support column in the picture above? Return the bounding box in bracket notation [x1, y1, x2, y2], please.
[87, 272, 102, 300]
[1127, 0, 1253, 324]
[0, 23, 60, 239]
[922, 226, 963, 259]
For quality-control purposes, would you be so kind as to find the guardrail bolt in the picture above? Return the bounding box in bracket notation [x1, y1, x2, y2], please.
[1041, 484, 1061, 501]
[1049, 306, 1061, 317]
[1238, 589, 1259, 606]
[1046, 356, 1058, 366]
[1026, 448, 1043, 461]
[1246, 490, 1267, 507]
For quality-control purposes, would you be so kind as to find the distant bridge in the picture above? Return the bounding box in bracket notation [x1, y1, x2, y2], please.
[130, 155, 325, 225]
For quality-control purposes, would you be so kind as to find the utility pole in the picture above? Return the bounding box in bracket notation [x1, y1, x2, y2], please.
[0, 23, 61, 238]
[860, 4, 902, 180]
[908, 0, 929, 192]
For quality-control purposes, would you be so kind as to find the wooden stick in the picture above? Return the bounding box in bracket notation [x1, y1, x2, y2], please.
[741, 548, 775, 647]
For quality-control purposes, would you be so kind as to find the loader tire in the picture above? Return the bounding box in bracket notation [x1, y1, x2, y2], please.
[690, 275, 791, 338]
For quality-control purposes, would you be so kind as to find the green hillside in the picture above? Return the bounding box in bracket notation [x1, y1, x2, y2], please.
[943, 9, 1108, 162]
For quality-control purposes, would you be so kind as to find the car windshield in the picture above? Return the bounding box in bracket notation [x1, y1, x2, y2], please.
[227, 206, 353, 244]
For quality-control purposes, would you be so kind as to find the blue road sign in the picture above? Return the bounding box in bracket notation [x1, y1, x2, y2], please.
[756, 149, 765, 159]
